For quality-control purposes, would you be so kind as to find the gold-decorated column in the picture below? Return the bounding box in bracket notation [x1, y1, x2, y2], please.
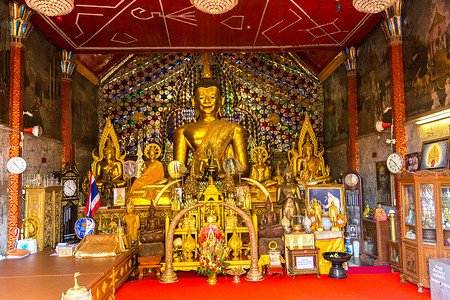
[7, 2, 34, 250]
[381, 1, 404, 238]
[61, 49, 76, 166]
[344, 46, 358, 172]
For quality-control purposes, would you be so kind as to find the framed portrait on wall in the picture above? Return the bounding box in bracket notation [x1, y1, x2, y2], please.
[405, 152, 421, 172]
[306, 185, 345, 216]
[375, 161, 392, 206]
[421, 138, 449, 171]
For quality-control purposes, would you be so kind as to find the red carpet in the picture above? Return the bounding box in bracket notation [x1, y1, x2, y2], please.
[347, 265, 391, 274]
[116, 270, 431, 300]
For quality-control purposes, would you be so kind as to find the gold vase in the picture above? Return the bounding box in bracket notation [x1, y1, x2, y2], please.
[206, 273, 217, 285]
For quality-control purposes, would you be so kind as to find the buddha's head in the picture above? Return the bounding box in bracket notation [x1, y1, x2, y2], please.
[126, 201, 135, 214]
[104, 145, 115, 160]
[265, 197, 272, 211]
[282, 166, 293, 183]
[303, 141, 313, 158]
[193, 78, 223, 118]
[148, 203, 156, 216]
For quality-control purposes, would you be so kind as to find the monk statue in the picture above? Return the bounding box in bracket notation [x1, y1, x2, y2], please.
[249, 146, 277, 187]
[259, 197, 284, 238]
[123, 201, 140, 243]
[374, 204, 388, 221]
[276, 167, 301, 224]
[128, 143, 167, 195]
[173, 54, 249, 178]
[140, 203, 164, 244]
[329, 201, 339, 231]
[95, 140, 126, 188]
[297, 141, 329, 183]
[309, 198, 324, 231]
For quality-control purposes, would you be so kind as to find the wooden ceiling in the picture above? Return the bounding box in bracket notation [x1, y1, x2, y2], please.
[22, 0, 382, 78]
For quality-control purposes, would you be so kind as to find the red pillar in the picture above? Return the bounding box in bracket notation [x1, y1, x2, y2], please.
[61, 50, 76, 166]
[344, 46, 359, 172]
[381, 1, 405, 238]
[7, 2, 34, 250]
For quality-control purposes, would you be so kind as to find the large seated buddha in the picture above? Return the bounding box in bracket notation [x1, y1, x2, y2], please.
[173, 55, 249, 178]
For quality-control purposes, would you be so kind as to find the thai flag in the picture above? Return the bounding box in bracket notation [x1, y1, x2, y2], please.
[84, 171, 101, 218]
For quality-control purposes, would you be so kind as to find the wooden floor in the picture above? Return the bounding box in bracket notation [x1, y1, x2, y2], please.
[0, 249, 136, 299]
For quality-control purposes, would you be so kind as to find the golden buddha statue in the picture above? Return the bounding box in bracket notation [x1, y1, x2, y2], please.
[287, 141, 300, 178]
[173, 54, 249, 178]
[140, 202, 164, 244]
[363, 204, 370, 218]
[295, 114, 331, 184]
[273, 162, 284, 185]
[249, 146, 277, 187]
[310, 198, 324, 231]
[128, 143, 167, 195]
[276, 167, 301, 224]
[123, 201, 140, 243]
[95, 141, 126, 188]
[259, 197, 284, 238]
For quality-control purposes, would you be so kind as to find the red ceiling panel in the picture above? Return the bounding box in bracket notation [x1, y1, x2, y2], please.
[20, 0, 382, 75]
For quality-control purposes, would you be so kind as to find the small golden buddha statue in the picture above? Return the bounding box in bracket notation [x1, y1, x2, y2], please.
[95, 141, 126, 188]
[123, 201, 140, 243]
[249, 146, 277, 187]
[287, 141, 300, 178]
[363, 204, 370, 218]
[100, 171, 115, 207]
[259, 197, 284, 238]
[205, 203, 219, 225]
[310, 198, 323, 231]
[173, 54, 249, 178]
[276, 167, 301, 224]
[199, 144, 220, 181]
[140, 202, 164, 244]
[329, 201, 339, 231]
[273, 162, 284, 185]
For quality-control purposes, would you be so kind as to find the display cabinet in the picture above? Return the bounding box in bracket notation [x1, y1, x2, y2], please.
[25, 186, 62, 251]
[398, 170, 450, 292]
[388, 240, 402, 273]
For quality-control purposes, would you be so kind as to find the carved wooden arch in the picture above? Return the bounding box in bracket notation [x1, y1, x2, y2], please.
[160, 202, 264, 283]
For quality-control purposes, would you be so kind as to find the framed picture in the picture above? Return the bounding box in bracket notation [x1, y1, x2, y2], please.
[306, 185, 345, 216]
[113, 187, 126, 206]
[421, 138, 449, 170]
[405, 152, 421, 172]
[349, 225, 357, 238]
[375, 161, 392, 206]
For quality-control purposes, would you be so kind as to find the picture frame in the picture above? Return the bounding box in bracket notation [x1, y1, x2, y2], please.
[405, 152, 421, 172]
[421, 138, 449, 171]
[113, 187, 126, 206]
[375, 161, 393, 206]
[306, 185, 345, 216]
[349, 224, 357, 238]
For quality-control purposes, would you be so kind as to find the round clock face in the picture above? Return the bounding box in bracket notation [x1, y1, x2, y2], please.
[63, 179, 77, 197]
[344, 173, 359, 187]
[7, 157, 27, 174]
[124, 160, 137, 177]
[387, 152, 404, 174]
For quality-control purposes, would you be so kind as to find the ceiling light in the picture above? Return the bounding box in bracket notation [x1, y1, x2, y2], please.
[352, 0, 397, 14]
[191, 0, 238, 15]
[25, 0, 74, 17]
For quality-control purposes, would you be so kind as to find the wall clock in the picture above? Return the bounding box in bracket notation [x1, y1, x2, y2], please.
[386, 152, 404, 174]
[63, 179, 77, 197]
[7, 156, 27, 174]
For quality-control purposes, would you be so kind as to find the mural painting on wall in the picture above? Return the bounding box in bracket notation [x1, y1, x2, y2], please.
[23, 31, 61, 140]
[357, 28, 391, 134]
[403, 0, 450, 118]
[98, 52, 324, 160]
[0, 51, 9, 125]
[323, 64, 348, 144]
[72, 72, 98, 149]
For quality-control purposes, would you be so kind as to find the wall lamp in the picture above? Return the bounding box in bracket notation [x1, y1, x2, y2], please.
[415, 108, 450, 125]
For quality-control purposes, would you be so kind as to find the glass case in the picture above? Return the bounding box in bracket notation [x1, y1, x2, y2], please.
[403, 184, 416, 241]
[420, 183, 436, 244]
[441, 185, 450, 247]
